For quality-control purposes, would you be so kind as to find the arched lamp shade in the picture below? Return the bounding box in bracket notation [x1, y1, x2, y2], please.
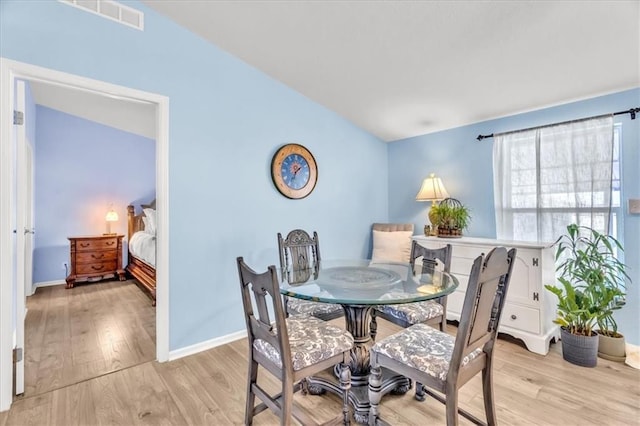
[416, 173, 449, 201]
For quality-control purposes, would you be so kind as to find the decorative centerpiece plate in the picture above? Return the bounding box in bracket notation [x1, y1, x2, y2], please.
[317, 266, 401, 292]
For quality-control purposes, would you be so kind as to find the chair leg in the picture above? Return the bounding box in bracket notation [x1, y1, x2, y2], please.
[339, 361, 351, 425]
[482, 364, 497, 426]
[245, 359, 259, 425]
[445, 387, 459, 426]
[368, 364, 382, 426]
[415, 382, 426, 401]
[281, 374, 294, 426]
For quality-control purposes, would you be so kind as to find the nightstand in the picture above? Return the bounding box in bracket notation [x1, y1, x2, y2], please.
[66, 235, 126, 288]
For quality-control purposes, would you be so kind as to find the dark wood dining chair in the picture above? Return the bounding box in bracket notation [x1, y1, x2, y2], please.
[278, 229, 343, 320]
[371, 240, 452, 400]
[237, 257, 353, 425]
[368, 247, 517, 426]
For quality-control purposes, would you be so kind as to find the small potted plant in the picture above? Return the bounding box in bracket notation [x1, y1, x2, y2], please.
[431, 198, 471, 237]
[595, 285, 627, 361]
[545, 224, 629, 367]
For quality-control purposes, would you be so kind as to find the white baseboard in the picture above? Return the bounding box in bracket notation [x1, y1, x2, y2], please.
[34, 280, 65, 288]
[168, 329, 247, 361]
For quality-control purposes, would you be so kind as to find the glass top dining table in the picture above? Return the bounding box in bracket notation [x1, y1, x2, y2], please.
[279, 259, 459, 422]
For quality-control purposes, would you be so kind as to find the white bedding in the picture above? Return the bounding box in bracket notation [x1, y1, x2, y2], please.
[129, 231, 156, 267]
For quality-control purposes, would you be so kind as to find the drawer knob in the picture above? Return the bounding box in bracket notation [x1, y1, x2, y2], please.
[92, 254, 104, 259]
[511, 314, 517, 320]
[91, 265, 104, 271]
[80, 243, 90, 247]
[106, 241, 115, 245]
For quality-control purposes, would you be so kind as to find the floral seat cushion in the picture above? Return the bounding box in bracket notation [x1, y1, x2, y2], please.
[377, 300, 443, 325]
[253, 315, 354, 371]
[287, 298, 342, 317]
[371, 323, 482, 382]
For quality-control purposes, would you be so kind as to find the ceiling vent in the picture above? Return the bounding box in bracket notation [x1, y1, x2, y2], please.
[58, 0, 144, 31]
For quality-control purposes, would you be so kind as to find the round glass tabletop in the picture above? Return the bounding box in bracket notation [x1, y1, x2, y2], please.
[280, 259, 459, 305]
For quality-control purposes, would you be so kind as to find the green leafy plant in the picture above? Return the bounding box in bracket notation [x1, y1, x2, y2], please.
[431, 198, 471, 236]
[545, 224, 629, 337]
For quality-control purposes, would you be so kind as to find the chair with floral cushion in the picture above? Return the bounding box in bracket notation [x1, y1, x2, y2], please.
[371, 239, 452, 400]
[278, 229, 343, 320]
[237, 257, 353, 425]
[368, 247, 516, 426]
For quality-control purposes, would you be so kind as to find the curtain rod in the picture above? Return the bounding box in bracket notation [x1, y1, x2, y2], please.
[476, 107, 640, 141]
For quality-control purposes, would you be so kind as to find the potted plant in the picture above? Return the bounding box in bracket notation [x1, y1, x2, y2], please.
[431, 198, 471, 237]
[545, 224, 629, 367]
[595, 287, 627, 361]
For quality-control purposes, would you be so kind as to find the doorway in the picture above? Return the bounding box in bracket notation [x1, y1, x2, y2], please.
[0, 58, 170, 411]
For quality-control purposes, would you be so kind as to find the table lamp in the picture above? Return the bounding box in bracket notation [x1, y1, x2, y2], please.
[104, 207, 118, 235]
[416, 173, 449, 236]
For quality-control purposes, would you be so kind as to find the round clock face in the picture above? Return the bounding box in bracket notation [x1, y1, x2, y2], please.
[271, 143, 318, 199]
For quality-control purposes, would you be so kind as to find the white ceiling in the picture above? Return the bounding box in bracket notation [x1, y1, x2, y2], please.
[29, 80, 156, 139]
[143, 0, 640, 141]
[29, 1, 639, 142]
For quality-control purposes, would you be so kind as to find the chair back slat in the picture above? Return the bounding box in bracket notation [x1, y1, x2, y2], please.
[409, 240, 452, 273]
[237, 257, 292, 370]
[278, 229, 321, 271]
[450, 247, 516, 373]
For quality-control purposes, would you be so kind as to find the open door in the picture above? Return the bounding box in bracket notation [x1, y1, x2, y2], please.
[13, 79, 31, 396]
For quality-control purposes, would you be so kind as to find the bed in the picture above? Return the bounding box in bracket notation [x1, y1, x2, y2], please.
[127, 200, 157, 305]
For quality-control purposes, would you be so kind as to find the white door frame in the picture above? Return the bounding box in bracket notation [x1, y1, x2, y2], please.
[14, 79, 27, 396]
[0, 57, 170, 412]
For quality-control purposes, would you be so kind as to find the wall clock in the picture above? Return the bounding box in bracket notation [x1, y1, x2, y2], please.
[271, 143, 318, 199]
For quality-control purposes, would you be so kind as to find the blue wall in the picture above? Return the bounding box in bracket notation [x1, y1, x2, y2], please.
[388, 88, 640, 345]
[33, 106, 155, 284]
[0, 1, 389, 350]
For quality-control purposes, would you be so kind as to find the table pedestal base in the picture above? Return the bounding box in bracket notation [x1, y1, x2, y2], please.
[306, 367, 411, 424]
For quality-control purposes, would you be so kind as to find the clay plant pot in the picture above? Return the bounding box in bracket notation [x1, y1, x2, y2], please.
[597, 332, 626, 362]
[560, 327, 598, 367]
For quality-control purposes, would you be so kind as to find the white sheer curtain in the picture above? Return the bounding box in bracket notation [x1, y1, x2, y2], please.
[493, 115, 614, 242]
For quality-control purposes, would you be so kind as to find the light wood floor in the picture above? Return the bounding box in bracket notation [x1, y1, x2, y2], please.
[21, 280, 156, 397]
[2, 282, 639, 425]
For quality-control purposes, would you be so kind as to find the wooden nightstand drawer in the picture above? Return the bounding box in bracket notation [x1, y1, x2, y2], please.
[76, 237, 118, 251]
[76, 251, 117, 264]
[76, 260, 118, 275]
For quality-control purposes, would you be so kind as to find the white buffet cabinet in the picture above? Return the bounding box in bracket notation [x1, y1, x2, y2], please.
[414, 236, 560, 355]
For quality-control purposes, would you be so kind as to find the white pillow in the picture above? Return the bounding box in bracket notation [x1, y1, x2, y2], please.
[143, 208, 157, 235]
[371, 230, 413, 263]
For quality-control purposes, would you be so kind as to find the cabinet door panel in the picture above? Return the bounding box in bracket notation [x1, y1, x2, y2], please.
[507, 249, 540, 307]
[446, 290, 465, 317]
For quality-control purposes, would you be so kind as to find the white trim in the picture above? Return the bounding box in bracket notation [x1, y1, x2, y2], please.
[33, 280, 66, 288]
[0, 57, 16, 413]
[0, 57, 170, 411]
[168, 330, 247, 361]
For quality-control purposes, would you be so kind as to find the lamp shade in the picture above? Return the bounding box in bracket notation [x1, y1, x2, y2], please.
[415, 173, 449, 201]
[105, 209, 119, 222]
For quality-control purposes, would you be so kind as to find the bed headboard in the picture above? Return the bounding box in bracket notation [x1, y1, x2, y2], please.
[127, 199, 156, 241]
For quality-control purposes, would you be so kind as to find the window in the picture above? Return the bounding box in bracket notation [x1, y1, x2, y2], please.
[493, 116, 617, 243]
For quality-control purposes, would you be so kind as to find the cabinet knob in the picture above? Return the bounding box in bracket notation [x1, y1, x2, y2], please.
[510, 314, 517, 320]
